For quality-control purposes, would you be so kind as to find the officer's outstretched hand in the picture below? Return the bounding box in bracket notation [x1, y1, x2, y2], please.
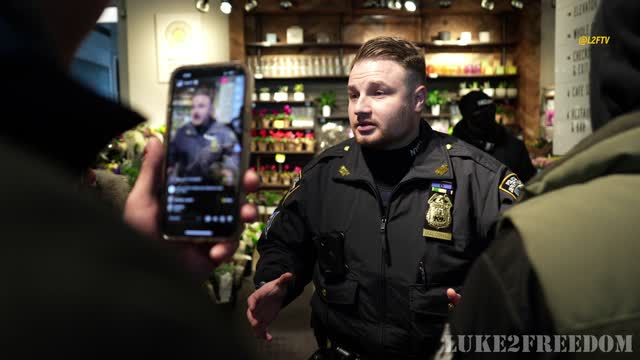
[124, 138, 259, 281]
[447, 288, 462, 307]
[247, 272, 293, 341]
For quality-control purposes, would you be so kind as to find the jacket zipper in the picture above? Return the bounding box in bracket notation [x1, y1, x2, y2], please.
[359, 178, 424, 355]
[357, 180, 387, 354]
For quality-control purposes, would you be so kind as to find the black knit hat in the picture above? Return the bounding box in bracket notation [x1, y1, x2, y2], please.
[459, 90, 495, 118]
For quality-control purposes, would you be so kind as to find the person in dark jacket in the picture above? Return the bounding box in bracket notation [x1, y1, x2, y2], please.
[0, 0, 258, 357]
[436, 1, 640, 358]
[247, 37, 520, 359]
[453, 91, 536, 183]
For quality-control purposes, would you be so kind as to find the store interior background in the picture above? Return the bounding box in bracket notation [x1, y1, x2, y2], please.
[81, 0, 560, 358]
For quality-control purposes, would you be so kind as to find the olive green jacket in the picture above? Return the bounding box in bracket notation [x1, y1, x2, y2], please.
[504, 111, 640, 339]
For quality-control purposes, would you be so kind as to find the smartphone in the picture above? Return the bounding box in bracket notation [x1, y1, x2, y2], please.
[161, 62, 252, 242]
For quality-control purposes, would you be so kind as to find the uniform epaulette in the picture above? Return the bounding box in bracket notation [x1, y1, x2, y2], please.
[302, 138, 352, 175]
[439, 133, 505, 174]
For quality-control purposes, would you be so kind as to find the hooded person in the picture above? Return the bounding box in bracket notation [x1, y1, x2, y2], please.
[453, 91, 536, 183]
[436, 1, 640, 358]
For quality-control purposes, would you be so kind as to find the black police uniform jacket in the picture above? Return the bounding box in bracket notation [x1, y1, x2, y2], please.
[255, 123, 519, 359]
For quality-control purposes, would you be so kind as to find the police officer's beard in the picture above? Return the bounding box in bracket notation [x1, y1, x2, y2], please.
[367, 102, 417, 150]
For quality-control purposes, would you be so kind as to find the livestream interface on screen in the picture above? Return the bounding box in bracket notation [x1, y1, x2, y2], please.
[164, 69, 245, 238]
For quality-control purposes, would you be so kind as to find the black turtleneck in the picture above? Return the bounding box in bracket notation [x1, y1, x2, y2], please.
[362, 130, 425, 211]
[194, 118, 213, 135]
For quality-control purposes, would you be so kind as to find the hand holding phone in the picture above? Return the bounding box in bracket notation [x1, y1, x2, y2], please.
[124, 137, 259, 279]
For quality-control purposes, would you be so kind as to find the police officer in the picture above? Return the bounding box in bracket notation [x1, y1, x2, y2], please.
[247, 37, 520, 359]
[453, 91, 536, 183]
[169, 89, 239, 185]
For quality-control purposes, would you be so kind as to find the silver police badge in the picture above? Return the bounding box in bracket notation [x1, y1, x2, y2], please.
[426, 193, 453, 230]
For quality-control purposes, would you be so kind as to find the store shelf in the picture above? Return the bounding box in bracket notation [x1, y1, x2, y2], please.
[450, 96, 518, 102]
[252, 127, 315, 131]
[247, 41, 515, 53]
[421, 41, 517, 50]
[253, 100, 314, 105]
[319, 115, 349, 120]
[428, 74, 519, 79]
[258, 184, 291, 190]
[247, 42, 362, 49]
[252, 151, 315, 155]
[247, 8, 515, 16]
[255, 75, 347, 80]
[255, 74, 518, 81]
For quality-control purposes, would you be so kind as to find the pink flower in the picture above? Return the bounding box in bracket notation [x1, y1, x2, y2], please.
[283, 105, 292, 115]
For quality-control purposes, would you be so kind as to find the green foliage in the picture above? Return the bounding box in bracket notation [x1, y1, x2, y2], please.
[316, 91, 336, 108]
[263, 191, 282, 206]
[427, 90, 445, 106]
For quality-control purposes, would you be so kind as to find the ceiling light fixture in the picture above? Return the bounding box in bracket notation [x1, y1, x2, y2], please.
[245, 0, 258, 12]
[510, 0, 524, 10]
[195, 0, 210, 13]
[219, 0, 232, 14]
[279, 0, 293, 9]
[439, 0, 452, 8]
[404, 0, 417, 12]
[387, 0, 402, 10]
[480, 0, 495, 11]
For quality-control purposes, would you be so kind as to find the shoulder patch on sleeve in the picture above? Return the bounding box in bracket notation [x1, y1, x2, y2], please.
[499, 173, 523, 199]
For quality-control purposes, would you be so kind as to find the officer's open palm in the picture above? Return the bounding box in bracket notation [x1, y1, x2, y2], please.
[247, 272, 293, 341]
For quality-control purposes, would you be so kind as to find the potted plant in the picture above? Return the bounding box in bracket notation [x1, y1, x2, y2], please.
[427, 90, 445, 116]
[293, 83, 305, 101]
[263, 190, 282, 215]
[258, 165, 270, 184]
[269, 130, 283, 152]
[458, 82, 470, 98]
[250, 130, 258, 151]
[276, 105, 293, 128]
[267, 165, 279, 185]
[495, 82, 507, 99]
[274, 85, 288, 102]
[259, 87, 271, 101]
[506, 82, 518, 99]
[303, 132, 316, 152]
[280, 165, 292, 186]
[482, 81, 494, 98]
[317, 91, 336, 117]
[294, 131, 305, 151]
[274, 112, 291, 128]
[262, 111, 276, 128]
[284, 131, 296, 151]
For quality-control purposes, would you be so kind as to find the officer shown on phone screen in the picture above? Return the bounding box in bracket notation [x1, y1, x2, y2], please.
[169, 88, 240, 186]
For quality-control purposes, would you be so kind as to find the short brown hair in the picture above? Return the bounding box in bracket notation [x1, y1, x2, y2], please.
[352, 37, 427, 87]
[193, 88, 215, 101]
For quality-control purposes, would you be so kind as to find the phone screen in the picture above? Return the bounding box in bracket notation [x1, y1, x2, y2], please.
[162, 65, 248, 241]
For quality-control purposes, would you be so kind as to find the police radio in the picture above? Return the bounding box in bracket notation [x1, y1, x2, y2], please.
[160, 63, 252, 242]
